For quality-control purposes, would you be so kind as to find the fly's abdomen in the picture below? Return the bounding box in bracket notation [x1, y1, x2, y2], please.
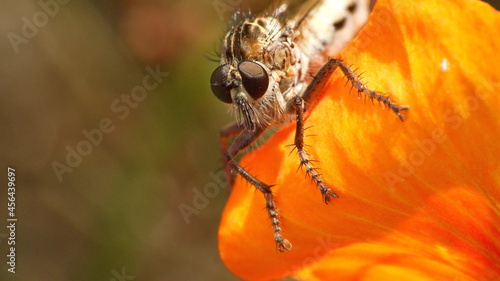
[295, 0, 371, 60]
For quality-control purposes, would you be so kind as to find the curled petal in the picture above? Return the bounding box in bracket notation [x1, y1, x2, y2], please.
[219, 0, 500, 280]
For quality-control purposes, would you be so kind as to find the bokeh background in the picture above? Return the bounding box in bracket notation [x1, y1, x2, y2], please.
[0, 0, 265, 280]
[0, 0, 498, 280]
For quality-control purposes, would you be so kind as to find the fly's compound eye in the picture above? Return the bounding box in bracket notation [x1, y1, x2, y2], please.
[210, 64, 233, 103]
[238, 61, 269, 100]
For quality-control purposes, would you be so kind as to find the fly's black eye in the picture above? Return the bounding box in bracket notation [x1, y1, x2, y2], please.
[238, 61, 269, 100]
[210, 64, 233, 103]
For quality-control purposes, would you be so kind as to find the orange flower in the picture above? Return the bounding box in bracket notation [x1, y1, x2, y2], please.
[218, 0, 500, 280]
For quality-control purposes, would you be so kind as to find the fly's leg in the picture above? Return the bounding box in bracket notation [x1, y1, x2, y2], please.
[289, 58, 409, 203]
[224, 127, 292, 252]
[290, 95, 339, 204]
[220, 122, 243, 189]
[302, 58, 409, 120]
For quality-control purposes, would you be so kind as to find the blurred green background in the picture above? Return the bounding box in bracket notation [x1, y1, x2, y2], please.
[1, 0, 498, 280]
[0, 0, 271, 280]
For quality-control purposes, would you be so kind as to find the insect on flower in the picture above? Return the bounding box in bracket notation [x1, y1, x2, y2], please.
[210, 0, 409, 251]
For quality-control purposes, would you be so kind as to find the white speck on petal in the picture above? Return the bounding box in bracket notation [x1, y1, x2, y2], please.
[440, 58, 449, 71]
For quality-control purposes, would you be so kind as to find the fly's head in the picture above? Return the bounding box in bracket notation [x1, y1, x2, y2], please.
[210, 60, 273, 132]
[210, 16, 298, 131]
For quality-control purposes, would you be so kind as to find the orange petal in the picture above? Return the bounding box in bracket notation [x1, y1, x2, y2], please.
[219, 0, 500, 280]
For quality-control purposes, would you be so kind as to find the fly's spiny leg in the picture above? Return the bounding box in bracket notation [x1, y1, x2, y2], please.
[301, 58, 409, 121]
[220, 122, 244, 189]
[229, 160, 292, 252]
[291, 95, 338, 204]
[335, 59, 409, 121]
[225, 128, 292, 251]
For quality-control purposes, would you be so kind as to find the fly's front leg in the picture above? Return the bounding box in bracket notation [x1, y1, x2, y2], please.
[290, 96, 339, 204]
[220, 122, 244, 189]
[225, 127, 292, 252]
[302, 58, 409, 120]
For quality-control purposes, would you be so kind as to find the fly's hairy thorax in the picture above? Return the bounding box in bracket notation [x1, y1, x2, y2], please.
[220, 16, 307, 128]
[212, 0, 371, 131]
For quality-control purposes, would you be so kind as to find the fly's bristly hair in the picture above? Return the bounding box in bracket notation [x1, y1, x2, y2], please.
[204, 42, 222, 62]
[229, 93, 275, 131]
[263, 0, 288, 41]
[209, 4, 257, 65]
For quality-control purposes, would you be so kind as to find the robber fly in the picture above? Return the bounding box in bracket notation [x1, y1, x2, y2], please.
[210, 0, 408, 251]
